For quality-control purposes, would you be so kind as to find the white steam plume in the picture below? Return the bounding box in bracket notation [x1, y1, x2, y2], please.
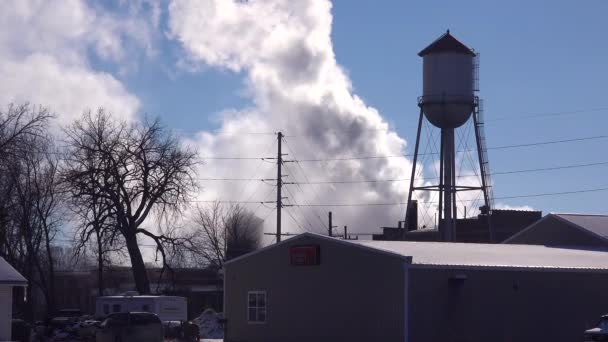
[168, 0, 418, 236]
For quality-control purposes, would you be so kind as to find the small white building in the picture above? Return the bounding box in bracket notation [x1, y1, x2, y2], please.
[0, 257, 27, 341]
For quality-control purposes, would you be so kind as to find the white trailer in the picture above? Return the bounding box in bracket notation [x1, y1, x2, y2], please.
[95, 295, 187, 322]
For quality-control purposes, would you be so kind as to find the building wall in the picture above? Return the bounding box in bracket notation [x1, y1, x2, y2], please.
[224, 236, 406, 342]
[376, 210, 542, 243]
[505, 215, 608, 247]
[408, 266, 608, 342]
[0, 285, 13, 341]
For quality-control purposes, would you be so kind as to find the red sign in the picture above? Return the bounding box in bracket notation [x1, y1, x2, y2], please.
[290, 245, 321, 266]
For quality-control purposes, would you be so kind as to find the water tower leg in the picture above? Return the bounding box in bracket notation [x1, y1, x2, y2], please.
[451, 135, 458, 241]
[441, 128, 455, 242]
[404, 108, 425, 235]
[438, 131, 444, 231]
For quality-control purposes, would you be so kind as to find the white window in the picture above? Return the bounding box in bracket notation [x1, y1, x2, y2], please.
[247, 291, 267, 323]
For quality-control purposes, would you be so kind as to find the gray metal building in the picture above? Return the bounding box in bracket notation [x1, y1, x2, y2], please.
[224, 232, 608, 342]
[504, 213, 608, 247]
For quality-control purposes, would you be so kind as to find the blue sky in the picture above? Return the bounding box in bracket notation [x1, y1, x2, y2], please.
[107, 0, 608, 215]
[327, 0, 608, 214]
[2, 0, 606, 234]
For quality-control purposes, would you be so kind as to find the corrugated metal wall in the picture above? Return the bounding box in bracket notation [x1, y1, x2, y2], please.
[225, 235, 406, 342]
[408, 266, 608, 342]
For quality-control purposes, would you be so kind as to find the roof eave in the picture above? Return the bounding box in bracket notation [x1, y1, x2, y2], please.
[0, 280, 27, 286]
[408, 263, 608, 273]
[223, 232, 413, 267]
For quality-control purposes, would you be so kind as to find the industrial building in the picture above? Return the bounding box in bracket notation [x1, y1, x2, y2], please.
[504, 213, 608, 247]
[0, 257, 27, 341]
[224, 232, 608, 342]
[375, 205, 542, 243]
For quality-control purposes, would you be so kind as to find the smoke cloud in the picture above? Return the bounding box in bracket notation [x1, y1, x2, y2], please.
[168, 0, 417, 236]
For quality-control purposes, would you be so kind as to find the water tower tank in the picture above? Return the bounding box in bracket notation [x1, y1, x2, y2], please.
[419, 31, 477, 129]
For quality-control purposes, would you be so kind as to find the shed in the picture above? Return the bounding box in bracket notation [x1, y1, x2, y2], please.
[0, 257, 27, 341]
[224, 232, 608, 342]
[504, 213, 608, 247]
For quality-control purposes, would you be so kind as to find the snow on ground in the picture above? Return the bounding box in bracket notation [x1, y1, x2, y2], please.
[192, 309, 224, 339]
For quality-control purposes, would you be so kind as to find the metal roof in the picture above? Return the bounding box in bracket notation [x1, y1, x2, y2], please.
[353, 239, 608, 270]
[225, 232, 608, 271]
[0, 257, 27, 285]
[418, 30, 476, 57]
[554, 213, 608, 240]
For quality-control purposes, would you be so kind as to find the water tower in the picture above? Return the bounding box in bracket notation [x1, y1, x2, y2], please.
[404, 30, 494, 242]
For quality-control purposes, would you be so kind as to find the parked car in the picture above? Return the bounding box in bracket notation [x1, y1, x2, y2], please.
[585, 314, 608, 341]
[76, 320, 101, 341]
[56, 309, 82, 318]
[181, 320, 200, 342]
[96, 312, 163, 342]
[11, 319, 31, 342]
[48, 308, 83, 332]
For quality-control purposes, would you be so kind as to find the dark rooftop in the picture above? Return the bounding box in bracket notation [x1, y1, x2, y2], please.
[418, 30, 476, 57]
[554, 213, 608, 240]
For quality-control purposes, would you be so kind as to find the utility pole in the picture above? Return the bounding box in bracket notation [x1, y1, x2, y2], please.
[276, 131, 283, 242]
[342, 225, 358, 240]
[328, 211, 337, 237]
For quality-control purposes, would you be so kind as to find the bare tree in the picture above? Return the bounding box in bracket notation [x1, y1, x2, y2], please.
[62, 109, 198, 294]
[67, 157, 124, 296]
[19, 137, 62, 313]
[0, 104, 50, 259]
[0, 103, 51, 157]
[71, 199, 125, 296]
[190, 202, 262, 269]
[0, 104, 55, 319]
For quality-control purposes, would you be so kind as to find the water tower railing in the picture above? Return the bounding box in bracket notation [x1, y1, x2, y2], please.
[473, 53, 480, 92]
[417, 95, 477, 106]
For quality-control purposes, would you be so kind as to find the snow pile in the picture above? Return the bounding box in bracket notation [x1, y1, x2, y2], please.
[192, 309, 223, 339]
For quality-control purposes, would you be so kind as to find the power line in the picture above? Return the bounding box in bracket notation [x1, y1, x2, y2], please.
[492, 161, 608, 176]
[172, 128, 279, 136]
[282, 160, 608, 185]
[489, 135, 608, 150]
[495, 187, 608, 200]
[196, 178, 266, 181]
[179, 106, 608, 138]
[286, 186, 608, 207]
[283, 206, 308, 233]
[488, 107, 608, 122]
[282, 184, 317, 232]
[199, 156, 264, 160]
[292, 134, 608, 162]
[54, 133, 608, 162]
[281, 139, 328, 230]
[204, 186, 608, 207]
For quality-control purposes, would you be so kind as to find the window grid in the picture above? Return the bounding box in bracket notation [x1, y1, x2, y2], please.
[247, 291, 267, 324]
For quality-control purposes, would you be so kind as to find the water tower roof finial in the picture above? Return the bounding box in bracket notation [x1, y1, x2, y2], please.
[418, 31, 475, 57]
